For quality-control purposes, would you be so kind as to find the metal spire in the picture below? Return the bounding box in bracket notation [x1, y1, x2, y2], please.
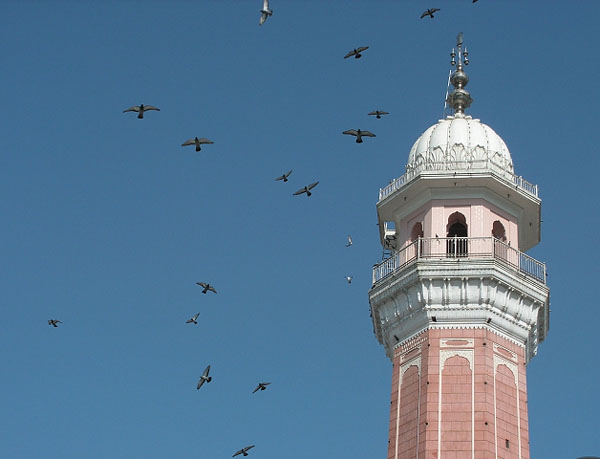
[446, 32, 473, 115]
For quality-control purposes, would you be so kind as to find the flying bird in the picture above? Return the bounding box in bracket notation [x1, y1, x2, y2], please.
[186, 313, 200, 324]
[420, 8, 440, 19]
[122, 104, 160, 119]
[252, 382, 271, 393]
[344, 46, 369, 59]
[342, 129, 376, 143]
[259, 0, 272, 25]
[368, 110, 389, 119]
[182, 137, 214, 152]
[345, 235, 353, 247]
[345, 276, 353, 284]
[275, 170, 293, 182]
[233, 445, 255, 457]
[197, 365, 212, 389]
[293, 181, 319, 197]
[196, 282, 217, 294]
[48, 319, 62, 327]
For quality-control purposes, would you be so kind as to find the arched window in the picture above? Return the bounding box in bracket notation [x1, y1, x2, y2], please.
[446, 212, 468, 257]
[492, 220, 508, 261]
[411, 222, 424, 241]
[492, 220, 507, 242]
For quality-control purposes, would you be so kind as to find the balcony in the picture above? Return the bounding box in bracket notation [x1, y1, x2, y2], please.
[372, 237, 546, 285]
[378, 158, 539, 203]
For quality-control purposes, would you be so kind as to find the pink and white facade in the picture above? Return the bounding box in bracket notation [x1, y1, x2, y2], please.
[369, 37, 549, 459]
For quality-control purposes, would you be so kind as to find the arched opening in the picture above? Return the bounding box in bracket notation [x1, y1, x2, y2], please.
[492, 220, 508, 261]
[492, 220, 506, 242]
[446, 212, 468, 257]
[411, 222, 424, 241]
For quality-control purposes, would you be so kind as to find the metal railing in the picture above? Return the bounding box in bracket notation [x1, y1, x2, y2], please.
[378, 159, 539, 202]
[372, 237, 546, 285]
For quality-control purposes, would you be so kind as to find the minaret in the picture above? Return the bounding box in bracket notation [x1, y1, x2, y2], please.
[369, 34, 549, 459]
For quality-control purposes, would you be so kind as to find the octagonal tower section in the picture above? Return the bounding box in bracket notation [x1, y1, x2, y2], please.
[370, 36, 550, 459]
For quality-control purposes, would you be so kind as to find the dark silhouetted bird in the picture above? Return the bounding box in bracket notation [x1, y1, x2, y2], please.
[182, 137, 214, 152]
[48, 319, 62, 327]
[420, 8, 440, 19]
[368, 110, 389, 119]
[259, 0, 272, 25]
[344, 46, 369, 59]
[197, 365, 212, 389]
[186, 313, 200, 324]
[293, 182, 319, 197]
[343, 129, 376, 143]
[252, 382, 271, 393]
[275, 170, 293, 182]
[196, 282, 217, 294]
[346, 235, 353, 247]
[122, 104, 160, 119]
[233, 445, 255, 457]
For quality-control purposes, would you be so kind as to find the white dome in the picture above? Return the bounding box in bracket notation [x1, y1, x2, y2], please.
[406, 114, 513, 173]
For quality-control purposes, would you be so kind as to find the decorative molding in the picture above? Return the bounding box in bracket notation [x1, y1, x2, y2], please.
[399, 356, 421, 386]
[440, 349, 474, 371]
[393, 330, 428, 359]
[493, 343, 517, 362]
[394, 356, 422, 459]
[494, 354, 518, 385]
[391, 325, 525, 361]
[370, 268, 547, 362]
[399, 346, 422, 364]
[438, 348, 475, 459]
[441, 338, 474, 348]
[493, 354, 522, 459]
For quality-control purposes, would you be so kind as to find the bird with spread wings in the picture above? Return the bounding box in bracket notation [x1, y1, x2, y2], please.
[259, 0, 272, 25]
[122, 104, 160, 119]
[344, 46, 369, 59]
[293, 182, 319, 197]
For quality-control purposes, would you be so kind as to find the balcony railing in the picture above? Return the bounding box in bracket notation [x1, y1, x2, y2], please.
[372, 237, 546, 285]
[378, 159, 539, 202]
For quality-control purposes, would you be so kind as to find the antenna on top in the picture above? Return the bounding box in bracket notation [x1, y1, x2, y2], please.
[443, 69, 452, 117]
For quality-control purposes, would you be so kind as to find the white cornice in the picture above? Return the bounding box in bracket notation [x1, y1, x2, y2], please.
[369, 260, 548, 364]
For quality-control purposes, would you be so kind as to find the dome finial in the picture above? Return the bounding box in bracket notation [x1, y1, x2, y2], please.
[446, 32, 473, 115]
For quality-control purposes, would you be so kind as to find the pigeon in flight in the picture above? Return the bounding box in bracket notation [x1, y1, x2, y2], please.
[368, 110, 389, 119]
[186, 313, 200, 324]
[233, 445, 255, 457]
[197, 365, 212, 389]
[345, 276, 353, 284]
[346, 235, 353, 247]
[275, 170, 293, 182]
[196, 282, 217, 294]
[293, 181, 319, 197]
[343, 129, 376, 143]
[344, 46, 369, 59]
[122, 104, 160, 119]
[48, 319, 62, 327]
[182, 137, 214, 152]
[420, 8, 440, 19]
[259, 0, 272, 25]
[252, 382, 271, 393]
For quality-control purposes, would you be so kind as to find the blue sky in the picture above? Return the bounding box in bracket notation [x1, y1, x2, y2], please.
[1, 1, 598, 458]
